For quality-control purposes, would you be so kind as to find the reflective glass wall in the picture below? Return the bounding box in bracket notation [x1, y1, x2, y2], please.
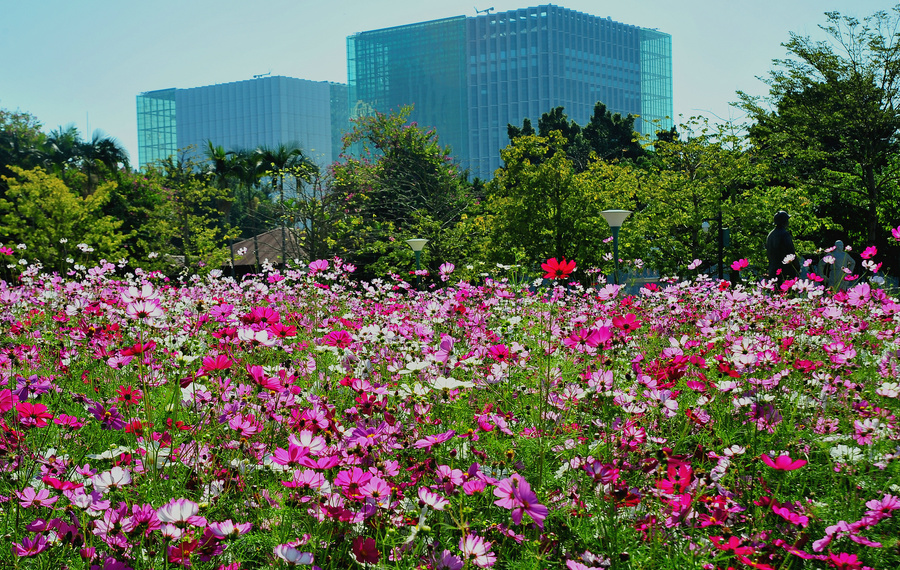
[639, 28, 674, 137]
[136, 89, 177, 167]
[348, 17, 469, 163]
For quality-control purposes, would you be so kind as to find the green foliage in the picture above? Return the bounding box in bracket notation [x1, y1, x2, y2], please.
[329, 107, 485, 278]
[507, 102, 645, 172]
[145, 155, 238, 273]
[0, 109, 45, 194]
[106, 170, 179, 271]
[737, 6, 900, 258]
[487, 131, 609, 269]
[0, 166, 126, 272]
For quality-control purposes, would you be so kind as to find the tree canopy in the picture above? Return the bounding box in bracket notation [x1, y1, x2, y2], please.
[738, 6, 900, 254]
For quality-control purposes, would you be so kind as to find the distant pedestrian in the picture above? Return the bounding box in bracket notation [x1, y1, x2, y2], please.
[765, 210, 798, 283]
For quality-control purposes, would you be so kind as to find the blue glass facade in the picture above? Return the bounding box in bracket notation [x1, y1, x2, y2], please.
[349, 5, 673, 179]
[136, 77, 348, 170]
[136, 88, 177, 167]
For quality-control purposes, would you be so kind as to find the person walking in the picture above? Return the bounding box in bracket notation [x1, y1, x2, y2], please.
[766, 210, 798, 283]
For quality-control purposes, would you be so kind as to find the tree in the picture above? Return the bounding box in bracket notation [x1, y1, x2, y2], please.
[0, 166, 126, 272]
[147, 154, 237, 272]
[487, 131, 599, 267]
[0, 109, 45, 193]
[507, 102, 645, 173]
[329, 106, 482, 279]
[737, 6, 900, 253]
[616, 119, 831, 276]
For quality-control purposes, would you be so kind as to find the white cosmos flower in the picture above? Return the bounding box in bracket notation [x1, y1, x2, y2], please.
[431, 376, 474, 390]
[92, 466, 132, 494]
[830, 444, 863, 464]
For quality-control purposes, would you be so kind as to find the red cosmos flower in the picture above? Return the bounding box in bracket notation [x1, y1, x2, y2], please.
[116, 385, 143, 406]
[352, 537, 380, 564]
[612, 313, 641, 332]
[541, 257, 576, 279]
[710, 535, 755, 556]
[0, 388, 15, 414]
[200, 354, 233, 374]
[828, 552, 862, 569]
[760, 454, 807, 471]
[121, 340, 156, 356]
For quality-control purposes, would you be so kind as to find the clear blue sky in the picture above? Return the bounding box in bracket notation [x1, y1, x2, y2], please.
[0, 0, 892, 165]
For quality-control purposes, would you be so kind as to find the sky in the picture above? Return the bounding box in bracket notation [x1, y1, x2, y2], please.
[0, 0, 893, 165]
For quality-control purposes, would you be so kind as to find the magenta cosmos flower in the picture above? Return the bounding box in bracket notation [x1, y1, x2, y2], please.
[761, 453, 807, 471]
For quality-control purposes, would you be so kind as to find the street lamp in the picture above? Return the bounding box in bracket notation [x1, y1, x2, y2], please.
[601, 210, 631, 285]
[406, 238, 428, 289]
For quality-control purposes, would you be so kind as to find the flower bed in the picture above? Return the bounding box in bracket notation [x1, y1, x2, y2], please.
[0, 259, 898, 569]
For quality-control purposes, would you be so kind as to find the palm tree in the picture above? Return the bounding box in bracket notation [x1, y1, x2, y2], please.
[80, 131, 130, 193]
[205, 142, 240, 273]
[254, 143, 317, 266]
[82, 130, 130, 173]
[45, 125, 82, 173]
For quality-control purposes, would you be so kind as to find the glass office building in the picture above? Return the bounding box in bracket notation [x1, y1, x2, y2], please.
[136, 88, 177, 167]
[348, 5, 673, 179]
[136, 76, 349, 170]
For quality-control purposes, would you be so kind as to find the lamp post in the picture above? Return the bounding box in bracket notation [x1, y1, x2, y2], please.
[601, 210, 631, 285]
[406, 238, 428, 289]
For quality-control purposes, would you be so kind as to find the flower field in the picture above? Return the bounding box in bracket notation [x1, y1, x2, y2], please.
[0, 258, 898, 569]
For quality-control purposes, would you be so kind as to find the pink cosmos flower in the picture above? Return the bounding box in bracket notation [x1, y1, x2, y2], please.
[459, 534, 496, 568]
[321, 330, 353, 348]
[731, 258, 749, 271]
[860, 245, 877, 259]
[271, 443, 310, 466]
[228, 413, 262, 438]
[413, 429, 456, 451]
[335, 467, 373, 499]
[273, 543, 314, 565]
[16, 487, 58, 508]
[308, 259, 329, 275]
[772, 502, 809, 527]
[893, 225, 900, 241]
[493, 474, 548, 528]
[709, 535, 755, 555]
[563, 327, 611, 352]
[432, 549, 464, 570]
[0, 389, 15, 414]
[827, 552, 862, 569]
[439, 262, 456, 281]
[360, 476, 393, 509]
[199, 354, 233, 374]
[761, 453, 807, 470]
